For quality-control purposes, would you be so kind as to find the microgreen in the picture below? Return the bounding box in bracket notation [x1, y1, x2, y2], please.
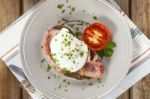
[97, 40, 116, 57]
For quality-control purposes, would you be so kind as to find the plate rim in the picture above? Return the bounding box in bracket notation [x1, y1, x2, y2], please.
[20, 0, 133, 98]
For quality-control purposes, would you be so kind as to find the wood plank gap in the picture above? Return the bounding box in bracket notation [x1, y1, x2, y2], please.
[19, 0, 23, 15]
[129, 0, 132, 18]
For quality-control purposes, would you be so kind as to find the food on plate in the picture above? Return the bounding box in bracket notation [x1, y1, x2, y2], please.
[42, 22, 116, 80]
[82, 23, 110, 51]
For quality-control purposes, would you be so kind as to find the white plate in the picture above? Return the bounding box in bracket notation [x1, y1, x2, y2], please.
[20, 0, 133, 99]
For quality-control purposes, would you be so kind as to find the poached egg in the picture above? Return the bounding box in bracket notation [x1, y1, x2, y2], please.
[50, 28, 88, 72]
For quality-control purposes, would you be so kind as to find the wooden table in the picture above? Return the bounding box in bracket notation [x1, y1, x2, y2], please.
[0, 0, 149, 99]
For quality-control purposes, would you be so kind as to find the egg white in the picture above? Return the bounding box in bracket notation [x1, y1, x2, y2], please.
[50, 28, 88, 72]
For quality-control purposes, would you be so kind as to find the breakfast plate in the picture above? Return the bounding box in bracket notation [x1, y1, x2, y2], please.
[20, 0, 133, 98]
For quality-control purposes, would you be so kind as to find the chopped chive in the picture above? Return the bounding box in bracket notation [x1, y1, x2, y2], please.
[88, 83, 93, 86]
[93, 16, 98, 20]
[48, 76, 51, 79]
[80, 51, 84, 57]
[41, 59, 45, 63]
[67, 5, 71, 8]
[69, 11, 72, 15]
[63, 68, 70, 74]
[61, 9, 65, 13]
[82, 10, 86, 13]
[55, 38, 57, 41]
[71, 7, 75, 12]
[63, 79, 67, 82]
[67, 82, 70, 85]
[66, 41, 71, 46]
[75, 32, 80, 37]
[66, 0, 69, 3]
[64, 89, 68, 92]
[64, 38, 67, 41]
[73, 60, 75, 64]
[47, 65, 51, 72]
[62, 18, 68, 22]
[57, 4, 64, 9]
[97, 78, 100, 81]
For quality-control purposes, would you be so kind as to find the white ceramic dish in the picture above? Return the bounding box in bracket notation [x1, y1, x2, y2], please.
[20, 0, 133, 99]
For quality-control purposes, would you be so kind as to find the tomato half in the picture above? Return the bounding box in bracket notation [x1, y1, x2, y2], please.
[82, 23, 110, 51]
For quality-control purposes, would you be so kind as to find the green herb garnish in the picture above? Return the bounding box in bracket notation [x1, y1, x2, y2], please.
[73, 60, 75, 64]
[67, 82, 70, 85]
[55, 38, 57, 41]
[64, 89, 68, 92]
[47, 65, 51, 72]
[66, 41, 71, 46]
[80, 51, 84, 57]
[41, 59, 45, 63]
[66, 0, 69, 3]
[93, 16, 98, 20]
[61, 9, 65, 13]
[71, 7, 75, 12]
[67, 5, 71, 8]
[82, 10, 86, 13]
[97, 40, 116, 57]
[88, 83, 93, 86]
[57, 4, 64, 9]
[48, 76, 51, 79]
[63, 68, 70, 74]
[63, 79, 67, 82]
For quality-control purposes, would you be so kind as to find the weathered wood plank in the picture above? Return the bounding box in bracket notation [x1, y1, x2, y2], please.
[0, 0, 21, 31]
[130, 0, 150, 99]
[22, 89, 31, 99]
[0, 60, 22, 99]
[22, 0, 40, 13]
[0, 0, 22, 99]
[115, 0, 130, 99]
[131, 0, 150, 38]
[115, 0, 129, 16]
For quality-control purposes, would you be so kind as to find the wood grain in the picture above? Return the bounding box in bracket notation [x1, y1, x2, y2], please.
[0, 0, 22, 99]
[115, 0, 129, 15]
[0, 60, 22, 99]
[130, 0, 150, 99]
[22, 89, 30, 99]
[0, 0, 21, 31]
[22, 0, 40, 13]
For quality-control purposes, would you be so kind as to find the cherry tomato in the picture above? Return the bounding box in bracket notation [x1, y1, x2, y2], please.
[82, 23, 110, 51]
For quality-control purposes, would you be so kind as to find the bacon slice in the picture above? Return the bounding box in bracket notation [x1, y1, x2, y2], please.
[78, 61, 104, 78]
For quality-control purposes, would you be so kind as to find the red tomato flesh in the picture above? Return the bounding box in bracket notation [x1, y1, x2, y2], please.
[82, 23, 110, 51]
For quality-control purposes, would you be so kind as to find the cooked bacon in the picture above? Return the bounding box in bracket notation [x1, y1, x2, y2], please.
[78, 61, 104, 78]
